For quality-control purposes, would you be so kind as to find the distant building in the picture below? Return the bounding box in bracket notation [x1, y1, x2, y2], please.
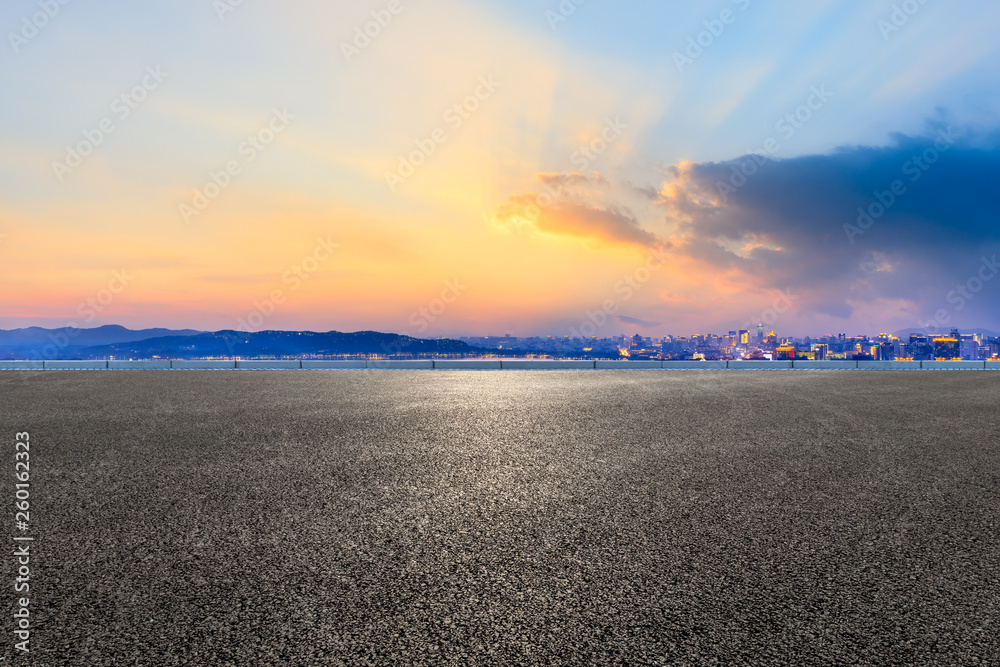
[906, 334, 933, 360]
[873, 341, 895, 361]
[775, 345, 796, 360]
[933, 337, 960, 360]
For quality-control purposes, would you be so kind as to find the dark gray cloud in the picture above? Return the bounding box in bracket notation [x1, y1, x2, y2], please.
[657, 125, 1000, 327]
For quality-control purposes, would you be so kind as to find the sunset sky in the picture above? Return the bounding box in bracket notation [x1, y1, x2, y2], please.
[2, 0, 999, 337]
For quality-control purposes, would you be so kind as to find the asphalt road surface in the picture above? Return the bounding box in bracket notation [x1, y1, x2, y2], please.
[1, 371, 998, 665]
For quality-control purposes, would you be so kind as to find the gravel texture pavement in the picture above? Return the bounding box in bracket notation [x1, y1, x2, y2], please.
[1, 371, 998, 665]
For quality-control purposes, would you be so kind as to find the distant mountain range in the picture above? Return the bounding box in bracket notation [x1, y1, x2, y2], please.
[0, 325, 204, 346]
[0, 325, 204, 359]
[0, 327, 484, 360]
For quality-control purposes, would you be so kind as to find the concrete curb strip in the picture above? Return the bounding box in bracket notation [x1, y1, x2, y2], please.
[109, 361, 172, 370]
[0, 361, 44, 370]
[170, 360, 237, 370]
[503, 360, 596, 370]
[793, 361, 858, 370]
[366, 360, 434, 370]
[301, 360, 367, 369]
[434, 360, 502, 370]
[236, 360, 302, 370]
[595, 360, 660, 369]
[662, 361, 727, 370]
[729, 360, 793, 370]
[921, 360, 985, 370]
[856, 361, 919, 370]
[42, 360, 108, 370]
[594, 360, 654, 369]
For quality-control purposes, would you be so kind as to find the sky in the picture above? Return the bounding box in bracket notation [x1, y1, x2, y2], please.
[2, 0, 999, 338]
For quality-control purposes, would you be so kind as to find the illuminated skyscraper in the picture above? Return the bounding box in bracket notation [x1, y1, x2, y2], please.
[776, 345, 795, 360]
[933, 337, 960, 359]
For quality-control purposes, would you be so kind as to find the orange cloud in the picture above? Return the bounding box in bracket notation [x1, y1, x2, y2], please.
[494, 169, 669, 250]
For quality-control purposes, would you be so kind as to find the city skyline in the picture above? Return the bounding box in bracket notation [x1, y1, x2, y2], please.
[2, 1, 1000, 337]
[2, 322, 997, 363]
[457, 328, 1000, 362]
